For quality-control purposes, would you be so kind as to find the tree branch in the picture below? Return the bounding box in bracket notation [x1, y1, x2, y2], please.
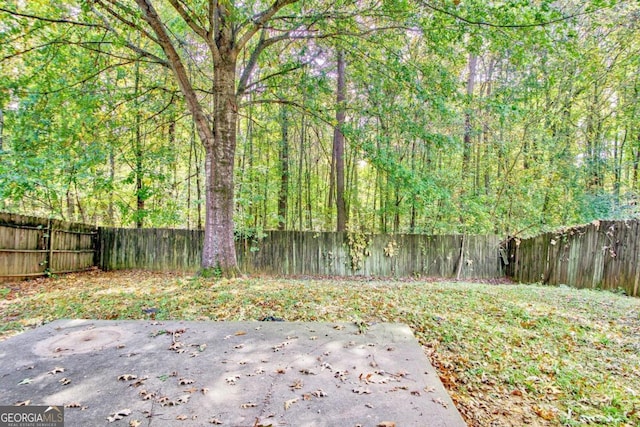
[236, 0, 299, 51]
[0, 6, 103, 28]
[242, 57, 318, 95]
[168, 0, 209, 40]
[96, 0, 159, 44]
[91, 4, 170, 67]
[418, 0, 599, 29]
[134, 0, 214, 146]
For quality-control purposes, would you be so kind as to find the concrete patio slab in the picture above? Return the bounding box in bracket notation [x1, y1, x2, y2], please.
[0, 320, 466, 426]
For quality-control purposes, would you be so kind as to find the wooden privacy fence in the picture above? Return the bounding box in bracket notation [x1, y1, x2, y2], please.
[507, 220, 640, 297]
[99, 228, 504, 279]
[5, 210, 640, 295]
[99, 227, 203, 272]
[0, 212, 97, 279]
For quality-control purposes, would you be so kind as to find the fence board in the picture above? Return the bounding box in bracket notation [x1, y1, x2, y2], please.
[100, 228, 504, 278]
[508, 220, 640, 297]
[0, 212, 97, 279]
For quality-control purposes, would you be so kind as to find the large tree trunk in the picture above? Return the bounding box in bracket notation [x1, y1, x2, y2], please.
[202, 60, 239, 277]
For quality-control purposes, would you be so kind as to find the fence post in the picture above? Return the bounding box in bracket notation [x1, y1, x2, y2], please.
[46, 219, 53, 275]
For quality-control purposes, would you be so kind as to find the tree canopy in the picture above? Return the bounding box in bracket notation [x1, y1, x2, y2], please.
[0, 0, 638, 266]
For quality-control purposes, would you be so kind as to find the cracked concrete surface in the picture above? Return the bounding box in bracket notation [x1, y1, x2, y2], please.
[0, 320, 466, 426]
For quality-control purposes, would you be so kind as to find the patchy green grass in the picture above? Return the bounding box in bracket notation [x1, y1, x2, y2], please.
[1, 270, 639, 426]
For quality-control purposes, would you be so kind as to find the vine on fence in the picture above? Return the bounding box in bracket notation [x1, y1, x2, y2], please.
[346, 228, 370, 271]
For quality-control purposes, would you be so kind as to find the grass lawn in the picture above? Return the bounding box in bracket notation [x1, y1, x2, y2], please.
[1, 270, 639, 426]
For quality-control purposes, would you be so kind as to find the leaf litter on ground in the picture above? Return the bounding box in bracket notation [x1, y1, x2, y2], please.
[1, 270, 639, 426]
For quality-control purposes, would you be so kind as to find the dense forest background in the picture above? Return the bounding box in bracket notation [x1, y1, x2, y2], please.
[1, 0, 638, 238]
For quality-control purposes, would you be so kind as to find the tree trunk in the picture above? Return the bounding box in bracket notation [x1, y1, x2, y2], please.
[0, 107, 4, 152]
[108, 147, 115, 225]
[462, 54, 477, 178]
[201, 60, 239, 277]
[134, 60, 144, 228]
[333, 50, 347, 231]
[277, 103, 289, 230]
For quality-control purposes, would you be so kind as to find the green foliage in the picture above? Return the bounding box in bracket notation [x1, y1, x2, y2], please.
[0, 0, 638, 235]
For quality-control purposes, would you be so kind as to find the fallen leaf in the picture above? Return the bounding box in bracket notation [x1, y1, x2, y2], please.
[15, 400, 30, 406]
[48, 367, 65, 375]
[64, 402, 81, 408]
[118, 374, 137, 381]
[410, 390, 421, 396]
[175, 395, 190, 404]
[377, 422, 396, 427]
[533, 405, 556, 421]
[284, 398, 298, 410]
[169, 342, 184, 351]
[129, 420, 141, 427]
[59, 378, 71, 386]
[179, 378, 195, 385]
[235, 330, 247, 336]
[176, 415, 188, 421]
[432, 397, 448, 408]
[290, 379, 303, 390]
[131, 377, 147, 387]
[359, 372, 374, 383]
[240, 402, 257, 409]
[226, 376, 240, 385]
[320, 362, 333, 371]
[139, 389, 155, 400]
[209, 418, 223, 425]
[352, 387, 372, 395]
[107, 408, 132, 422]
[201, 388, 209, 395]
[17, 378, 32, 385]
[311, 389, 328, 397]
